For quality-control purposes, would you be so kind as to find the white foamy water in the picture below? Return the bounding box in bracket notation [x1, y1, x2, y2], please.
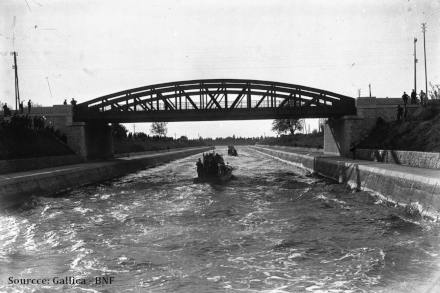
[1, 147, 440, 292]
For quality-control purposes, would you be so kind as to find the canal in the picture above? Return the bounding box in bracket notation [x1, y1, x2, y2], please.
[1, 146, 440, 292]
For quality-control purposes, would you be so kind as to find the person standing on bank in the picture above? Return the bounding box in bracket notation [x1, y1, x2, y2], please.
[402, 91, 409, 105]
[27, 99, 32, 114]
[419, 90, 427, 106]
[3, 103, 10, 116]
[397, 105, 403, 121]
[410, 89, 417, 104]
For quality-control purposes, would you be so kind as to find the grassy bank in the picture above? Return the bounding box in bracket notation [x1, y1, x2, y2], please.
[358, 106, 440, 152]
[0, 116, 73, 160]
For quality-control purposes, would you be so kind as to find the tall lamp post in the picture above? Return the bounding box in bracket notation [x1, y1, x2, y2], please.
[422, 23, 428, 96]
[413, 37, 418, 93]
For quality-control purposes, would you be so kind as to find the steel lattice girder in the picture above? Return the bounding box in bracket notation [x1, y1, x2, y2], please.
[75, 79, 356, 122]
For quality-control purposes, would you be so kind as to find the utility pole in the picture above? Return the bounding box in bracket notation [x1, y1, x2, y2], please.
[11, 51, 20, 111]
[414, 37, 418, 93]
[369, 84, 371, 97]
[422, 23, 428, 96]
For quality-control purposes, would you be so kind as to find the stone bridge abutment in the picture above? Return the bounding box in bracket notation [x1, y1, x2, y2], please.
[323, 97, 420, 156]
[12, 105, 113, 159]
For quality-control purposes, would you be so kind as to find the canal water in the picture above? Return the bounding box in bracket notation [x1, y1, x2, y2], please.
[1, 147, 440, 292]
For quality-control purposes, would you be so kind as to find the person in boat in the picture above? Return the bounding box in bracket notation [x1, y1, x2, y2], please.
[196, 158, 203, 178]
[217, 162, 223, 176]
[198, 152, 225, 177]
[228, 145, 238, 156]
[214, 153, 224, 164]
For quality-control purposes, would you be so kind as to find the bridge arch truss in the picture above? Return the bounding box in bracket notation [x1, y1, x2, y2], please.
[75, 79, 356, 122]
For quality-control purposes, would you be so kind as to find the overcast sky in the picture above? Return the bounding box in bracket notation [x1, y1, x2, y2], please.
[1, 0, 439, 138]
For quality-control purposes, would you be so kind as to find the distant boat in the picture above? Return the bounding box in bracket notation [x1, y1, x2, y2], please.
[194, 152, 233, 184]
[227, 145, 238, 156]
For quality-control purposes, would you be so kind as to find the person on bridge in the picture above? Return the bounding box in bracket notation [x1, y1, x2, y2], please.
[70, 98, 77, 106]
[401, 92, 409, 105]
[410, 90, 418, 104]
[63, 99, 67, 105]
[397, 105, 403, 121]
[27, 99, 32, 114]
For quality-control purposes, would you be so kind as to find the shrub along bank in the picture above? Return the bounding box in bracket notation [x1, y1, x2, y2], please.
[114, 137, 208, 153]
[259, 132, 323, 149]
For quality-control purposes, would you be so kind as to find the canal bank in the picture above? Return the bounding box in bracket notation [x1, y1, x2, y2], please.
[0, 146, 213, 208]
[252, 145, 440, 216]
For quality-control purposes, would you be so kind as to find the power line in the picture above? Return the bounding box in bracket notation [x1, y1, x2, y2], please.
[12, 16, 16, 50]
[23, 0, 31, 11]
[46, 77, 53, 99]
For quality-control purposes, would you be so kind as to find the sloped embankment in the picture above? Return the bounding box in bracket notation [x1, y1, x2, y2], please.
[357, 107, 440, 152]
[0, 125, 73, 160]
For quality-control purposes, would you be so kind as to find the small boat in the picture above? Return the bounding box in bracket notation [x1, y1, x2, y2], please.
[227, 145, 238, 156]
[194, 152, 233, 184]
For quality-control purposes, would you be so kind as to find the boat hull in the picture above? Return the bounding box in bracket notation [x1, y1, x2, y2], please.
[194, 170, 233, 184]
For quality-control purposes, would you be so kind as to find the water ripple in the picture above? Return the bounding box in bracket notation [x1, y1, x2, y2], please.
[1, 147, 440, 292]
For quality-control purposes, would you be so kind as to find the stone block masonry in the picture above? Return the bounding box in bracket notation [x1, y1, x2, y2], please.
[356, 149, 440, 170]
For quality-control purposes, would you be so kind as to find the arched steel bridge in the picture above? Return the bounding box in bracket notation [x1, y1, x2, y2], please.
[74, 79, 356, 122]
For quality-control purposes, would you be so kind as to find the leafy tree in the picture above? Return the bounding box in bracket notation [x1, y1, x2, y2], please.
[150, 122, 168, 137]
[272, 119, 304, 135]
[179, 135, 188, 141]
[111, 123, 128, 140]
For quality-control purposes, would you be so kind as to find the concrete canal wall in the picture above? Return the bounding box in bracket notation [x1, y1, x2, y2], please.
[252, 145, 440, 215]
[0, 155, 84, 175]
[355, 149, 440, 169]
[0, 146, 213, 208]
